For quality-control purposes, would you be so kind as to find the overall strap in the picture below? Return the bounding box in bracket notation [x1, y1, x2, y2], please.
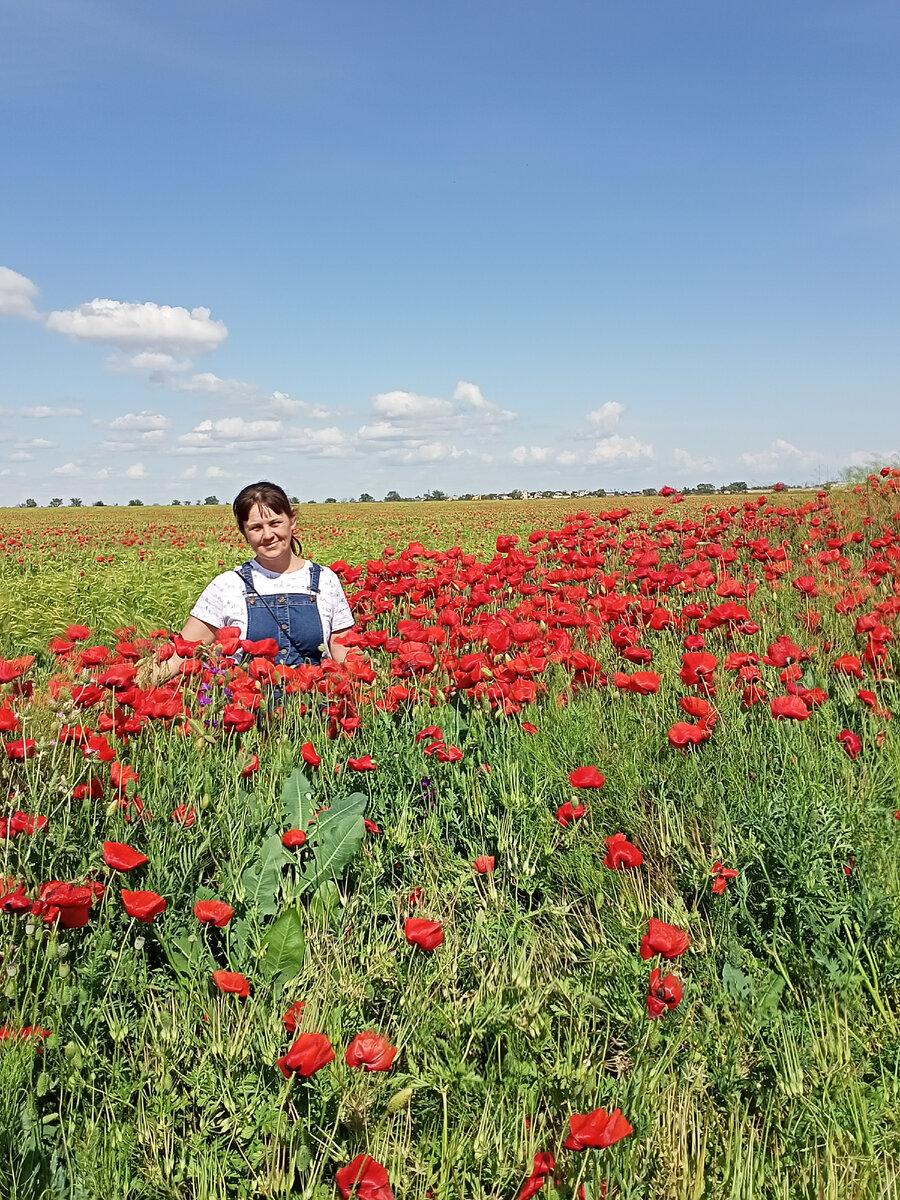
[236, 562, 254, 590]
[308, 562, 321, 599]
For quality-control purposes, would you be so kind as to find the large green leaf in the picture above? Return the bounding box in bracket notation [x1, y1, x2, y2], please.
[280, 768, 316, 830]
[260, 908, 306, 984]
[302, 813, 366, 890]
[240, 831, 287, 918]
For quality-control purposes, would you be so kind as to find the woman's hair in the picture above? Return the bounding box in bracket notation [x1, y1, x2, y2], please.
[232, 482, 302, 555]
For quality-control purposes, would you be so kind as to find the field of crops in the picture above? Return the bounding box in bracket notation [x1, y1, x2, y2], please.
[0, 483, 899, 1200]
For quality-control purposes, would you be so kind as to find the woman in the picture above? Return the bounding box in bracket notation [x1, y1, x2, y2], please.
[161, 482, 354, 677]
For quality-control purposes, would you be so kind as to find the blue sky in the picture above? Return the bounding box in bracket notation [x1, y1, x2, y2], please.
[1, 0, 898, 502]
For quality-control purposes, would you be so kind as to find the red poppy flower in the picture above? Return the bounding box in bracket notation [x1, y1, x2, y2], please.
[172, 804, 196, 827]
[335, 1154, 394, 1200]
[603, 833, 643, 869]
[120, 889, 167, 923]
[568, 766, 605, 789]
[212, 970, 250, 997]
[66, 624, 92, 641]
[282, 828, 307, 848]
[667, 722, 711, 748]
[405, 917, 444, 950]
[240, 753, 260, 777]
[770, 695, 810, 721]
[4, 739, 36, 761]
[364, 818, 382, 834]
[0, 656, 35, 685]
[711, 862, 738, 894]
[837, 729, 862, 759]
[564, 1106, 634, 1150]
[345, 1030, 399, 1071]
[557, 801, 587, 827]
[301, 742, 321, 769]
[833, 654, 864, 679]
[223, 705, 256, 733]
[521, 722, 539, 734]
[277, 1031, 336, 1078]
[103, 842, 148, 872]
[283, 1000, 306, 1032]
[640, 917, 691, 960]
[646, 967, 683, 1017]
[348, 755, 377, 771]
[194, 900, 235, 926]
[473, 855, 495, 874]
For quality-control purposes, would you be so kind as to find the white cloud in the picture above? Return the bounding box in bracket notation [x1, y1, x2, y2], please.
[9, 451, 33, 462]
[125, 462, 147, 479]
[109, 410, 171, 432]
[206, 466, 232, 478]
[45, 299, 227, 355]
[453, 380, 516, 421]
[741, 439, 818, 471]
[846, 448, 900, 467]
[106, 351, 193, 374]
[181, 465, 199, 480]
[0, 267, 40, 320]
[673, 447, 719, 473]
[52, 462, 80, 477]
[372, 390, 454, 419]
[585, 402, 625, 431]
[510, 445, 560, 465]
[358, 421, 409, 442]
[377, 441, 470, 464]
[17, 438, 56, 450]
[9, 406, 82, 419]
[587, 435, 654, 464]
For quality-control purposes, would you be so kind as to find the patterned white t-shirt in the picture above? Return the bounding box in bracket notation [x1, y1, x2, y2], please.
[191, 560, 355, 657]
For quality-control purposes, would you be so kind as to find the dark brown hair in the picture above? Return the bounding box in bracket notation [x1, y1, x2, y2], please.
[232, 482, 302, 555]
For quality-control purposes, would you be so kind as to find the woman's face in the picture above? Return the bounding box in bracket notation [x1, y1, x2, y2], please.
[241, 503, 297, 565]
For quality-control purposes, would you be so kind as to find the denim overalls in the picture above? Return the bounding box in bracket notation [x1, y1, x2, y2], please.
[236, 561, 326, 666]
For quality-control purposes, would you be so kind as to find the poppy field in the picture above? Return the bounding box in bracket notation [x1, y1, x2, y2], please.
[1, 482, 899, 1200]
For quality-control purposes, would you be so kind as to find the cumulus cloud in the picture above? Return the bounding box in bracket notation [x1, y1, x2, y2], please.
[45, 299, 227, 356]
[9, 451, 33, 462]
[372, 390, 454, 419]
[108, 410, 172, 432]
[105, 351, 193, 375]
[0, 267, 40, 320]
[510, 445, 564, 465]
[52, 462, 80, 477]
[741, 439, 818, 471]
[587, 435, 654, 464]
[125, 462, 147, 480]
[673, 447, 719, 473]
[585, 402, 625, 431]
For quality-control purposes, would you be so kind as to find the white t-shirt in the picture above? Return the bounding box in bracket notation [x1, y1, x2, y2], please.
[191, 560, 355, 657]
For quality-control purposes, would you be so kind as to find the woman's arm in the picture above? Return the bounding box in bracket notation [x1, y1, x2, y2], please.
[328, 628, 354, 664]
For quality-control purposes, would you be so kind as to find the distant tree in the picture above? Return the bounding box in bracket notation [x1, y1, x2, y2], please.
[203, 495, 220, 505]
[384, 490, 401, 502]
[424, 489, 447, 501]
[359, 492, 375, 503]
[93, 500, 105, 506]
[172, 499, 182, 505]
[69, 497, 83, 507]
[641, 487, 656, 496]
[590, 488, 607, 497]
[725, 481, 748, 493]
[289, 495, 300, 504]
[509, 489, 524, 500]
[324, 497, 337, 504]
[49, 498, 63, 507]
[128, 498, 144, 506]
[24, 498, 37, 507]
[695, 483, 716, 494]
